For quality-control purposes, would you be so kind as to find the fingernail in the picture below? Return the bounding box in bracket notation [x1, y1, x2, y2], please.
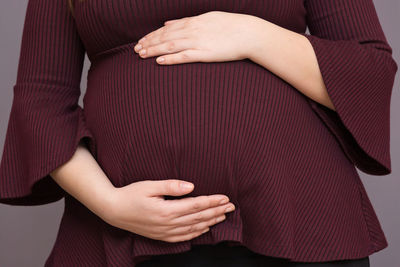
[225, 205, 235, 212]
[219, 197, 229, 204]
[134, 43, 142, 51]
[180, 182, 194, 189]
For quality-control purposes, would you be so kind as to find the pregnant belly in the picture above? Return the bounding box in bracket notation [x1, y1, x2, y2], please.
[83, 52, 347, 202]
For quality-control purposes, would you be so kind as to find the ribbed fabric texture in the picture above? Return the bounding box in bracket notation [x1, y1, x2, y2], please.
[0, 0, 397, 266]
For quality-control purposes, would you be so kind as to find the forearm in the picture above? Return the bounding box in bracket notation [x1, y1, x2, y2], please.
[50, 140, 115, 216]
[246, 17, 335, 111]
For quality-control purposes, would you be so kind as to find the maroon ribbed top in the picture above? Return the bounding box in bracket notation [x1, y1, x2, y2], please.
[0, 0, 398, 266]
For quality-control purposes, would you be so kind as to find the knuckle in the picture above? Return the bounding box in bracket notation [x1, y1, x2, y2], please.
[159, 31, 167, 42]
[220, 205, 228, 213]
[211, 208, 219, 218]
[159, 209, 172, 218]
[166, 181, 176, 193]
[166, 41, 175, 52]
[194, 212, 203, 222]
[187, 224, 195, 233]
[202, 221, 212, 228]
[192, 201, 200, 210]
[144, 46, 151, 56]
[181, 51, 190, 60]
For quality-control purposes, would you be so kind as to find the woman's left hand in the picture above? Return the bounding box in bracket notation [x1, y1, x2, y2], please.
[133, 11, 264, 65]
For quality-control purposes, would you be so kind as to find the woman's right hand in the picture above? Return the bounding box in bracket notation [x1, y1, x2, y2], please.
[99, 179, 236, 243]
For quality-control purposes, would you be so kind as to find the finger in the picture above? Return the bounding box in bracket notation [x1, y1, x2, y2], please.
[137, 22, 185, 47]
[166, 202, 235, 226]
[164, 19, 180, 25]
[163, 227, 210, 243]
[165, 214, 225, 236]
[144, 179, 194, 197]
[156, 48, 203, 65]
[161, 194, 232, 219]
[138, 38, 195, 59]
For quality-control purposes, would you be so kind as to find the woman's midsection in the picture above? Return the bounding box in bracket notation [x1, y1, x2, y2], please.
[82, 53, 356, 200]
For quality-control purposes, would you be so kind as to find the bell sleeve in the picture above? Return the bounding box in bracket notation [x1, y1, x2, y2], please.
[0, 0, 95, 205]
[300, 0, 398, 175]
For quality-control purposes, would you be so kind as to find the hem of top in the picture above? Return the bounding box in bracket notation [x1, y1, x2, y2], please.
[0, 119, 94, 206]
[130, 231, 387, 264]
[219, 239, 385, 263]
[351, 166, 388, 254]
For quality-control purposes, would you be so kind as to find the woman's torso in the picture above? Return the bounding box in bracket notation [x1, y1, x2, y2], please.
[62, 0, 387, 265]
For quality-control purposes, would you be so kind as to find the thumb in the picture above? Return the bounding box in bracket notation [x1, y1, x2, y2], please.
[148, 179, 194, 197]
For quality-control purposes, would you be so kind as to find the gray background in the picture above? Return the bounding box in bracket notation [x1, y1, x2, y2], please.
[0, 1, 399, 266]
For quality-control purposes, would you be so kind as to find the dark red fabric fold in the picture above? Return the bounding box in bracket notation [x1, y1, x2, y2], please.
[0, 0, 95, 205]
[300, 0, 398, 175]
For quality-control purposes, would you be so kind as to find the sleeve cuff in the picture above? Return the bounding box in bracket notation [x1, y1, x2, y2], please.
[0, 84, 96, 205]
[300, 33, 398, 175]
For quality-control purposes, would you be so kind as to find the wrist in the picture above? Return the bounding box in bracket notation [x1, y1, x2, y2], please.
[86, 179, 117, 219]
[243, 16, 273, 61]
